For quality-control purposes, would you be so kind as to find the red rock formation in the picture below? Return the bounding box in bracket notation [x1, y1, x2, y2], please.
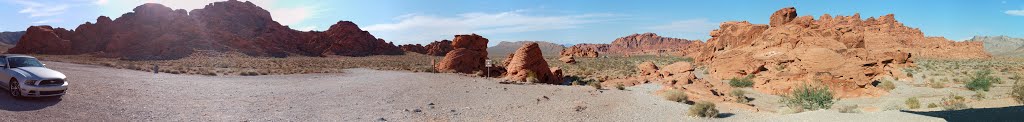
[560, 44, 606, 57]
[424, 40, 454, 56]
[558, 56, 576, 64]
[435, 34, 489, 74]
[561, 32, 697, 57]
[8, 0, 403, 59]
[399, 44, 427, 54]
[8, 26, 73, 54]
[504, 42, 562, 84]
[684, 7, 989, 98]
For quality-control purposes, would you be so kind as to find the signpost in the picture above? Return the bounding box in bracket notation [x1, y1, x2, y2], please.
[485, 59, 493, 77]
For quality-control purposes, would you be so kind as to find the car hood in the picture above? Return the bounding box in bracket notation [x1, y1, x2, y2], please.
[14, 67, 66, 79]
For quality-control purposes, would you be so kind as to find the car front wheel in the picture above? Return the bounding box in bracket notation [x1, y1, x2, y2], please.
[9, 80, 22, 98]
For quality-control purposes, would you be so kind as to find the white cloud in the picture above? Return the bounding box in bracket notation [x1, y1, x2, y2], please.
[33, 19, 62, 24]
[365, 10, 616, 44]
[12, 0, 70, 17]
[95, 0, 110, 5]
[1007, 9, 1024, 16]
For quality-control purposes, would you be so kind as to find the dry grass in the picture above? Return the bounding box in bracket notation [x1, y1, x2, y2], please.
[35, 52, 439, 76]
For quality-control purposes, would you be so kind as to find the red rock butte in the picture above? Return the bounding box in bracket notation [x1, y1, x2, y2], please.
[682, 7, 989, 98]
[8, 0, 403, 60]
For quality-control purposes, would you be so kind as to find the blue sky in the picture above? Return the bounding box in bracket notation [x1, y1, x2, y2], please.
[2, 0, 1023, 45]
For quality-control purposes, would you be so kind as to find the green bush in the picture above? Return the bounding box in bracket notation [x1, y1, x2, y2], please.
[783, 84, 835, 110]
[927, 103, 938, 108]
[878, 79, 896, 91]
[729, 74, 755, 87]
[905, 97, 921, 109]
[1012, 81, 1024, 104]
[966, 70, 997, 91]
[663, 89, 688, 102]
[688, 101, 719, 118]
[731, 89, 748, 104]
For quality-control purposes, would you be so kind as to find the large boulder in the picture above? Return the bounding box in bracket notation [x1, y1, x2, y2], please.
[504, 42, 562, 84]
[435, 34, 489, 74]
[769, 7, 797, 27]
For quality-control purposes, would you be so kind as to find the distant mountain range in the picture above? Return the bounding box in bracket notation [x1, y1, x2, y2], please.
[0, 31, 25, 52]
[968, 36, 1024, 57]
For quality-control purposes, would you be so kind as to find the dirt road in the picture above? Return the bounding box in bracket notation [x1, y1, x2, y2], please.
[0, 62, 944, 121]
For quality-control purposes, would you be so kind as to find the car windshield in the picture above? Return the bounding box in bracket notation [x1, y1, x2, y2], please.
[8, 57, 44, 68]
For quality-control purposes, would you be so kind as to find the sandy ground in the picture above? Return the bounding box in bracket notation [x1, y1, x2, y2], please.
[0, 62, 947, 121]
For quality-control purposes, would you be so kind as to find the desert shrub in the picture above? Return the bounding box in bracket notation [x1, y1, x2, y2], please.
[731, 89, 748, 104]
[525, 70, 539, 83]
[966, 69, 997, 91]
[1011, 81, 1024, 104]
[615, 83, 626, 90]
[941, 94, 969, 110]
[927, 103, 938, 108]
[905, 97, 921, 109]
[929, 80, 945, 88]
[782, 84, 834, 110]
[973, 92, 987, 100]
[588, 80, 603, 90]
[729, 74, 755, 87]
[688, 101, 719, 118]
[878, 79, 896, 91]
[663, 89, 688, 102]
[836, 105, 859, 113]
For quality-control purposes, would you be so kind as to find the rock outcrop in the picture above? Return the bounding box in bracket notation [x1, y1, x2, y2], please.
[488, 41, 564, 57]
[561, 33, 698, 57]
[558, 56, 576, 64]
[399, 44, 428, 54]
[561, 44, 606, 57]
[684, 7, 990, 98]
[503, 42, 563, 84]
[435, 34, 489, 74]
[9, 26, 73, 54]
[8, 0, 403, 59]
[424, 40, 454, 56]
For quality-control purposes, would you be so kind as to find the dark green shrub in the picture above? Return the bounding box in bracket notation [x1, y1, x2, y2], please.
[688, 101, 719, 118]
[967, 70, 997, 91]
[783, 84, 834, 110]
[729, 74, 754, 87]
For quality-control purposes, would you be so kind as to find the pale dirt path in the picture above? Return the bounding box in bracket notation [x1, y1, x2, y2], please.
[0, 61, 943, 121]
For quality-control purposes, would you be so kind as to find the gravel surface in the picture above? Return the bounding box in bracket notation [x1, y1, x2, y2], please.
[0, 61, 945, 121]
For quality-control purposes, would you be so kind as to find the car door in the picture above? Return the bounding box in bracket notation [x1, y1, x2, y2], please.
[0, 57, 9, 90]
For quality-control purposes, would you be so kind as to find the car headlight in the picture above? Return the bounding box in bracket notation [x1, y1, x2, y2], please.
[25, 80, 37, 85]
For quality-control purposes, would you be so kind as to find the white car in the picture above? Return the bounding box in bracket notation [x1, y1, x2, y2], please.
[0, 54, 68, 98]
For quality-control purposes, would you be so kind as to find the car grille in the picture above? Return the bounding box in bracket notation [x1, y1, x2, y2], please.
[39, 79, 64, 86]
[39, 90, 64, 95]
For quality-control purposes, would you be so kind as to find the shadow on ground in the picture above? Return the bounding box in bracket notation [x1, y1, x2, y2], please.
[0, 91, 62, 111]
[902, 105, 1024, 121]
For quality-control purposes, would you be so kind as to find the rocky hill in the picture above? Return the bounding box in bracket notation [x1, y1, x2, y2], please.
[488, 41, 564, 57]
[685, 7, 989, 98]
[398, 40, 454, 56]
[0, 31, 24, 52]
[967, 36, 1024, 57]
[8, 0, 402, 60]
[561, 33, 698, 57]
